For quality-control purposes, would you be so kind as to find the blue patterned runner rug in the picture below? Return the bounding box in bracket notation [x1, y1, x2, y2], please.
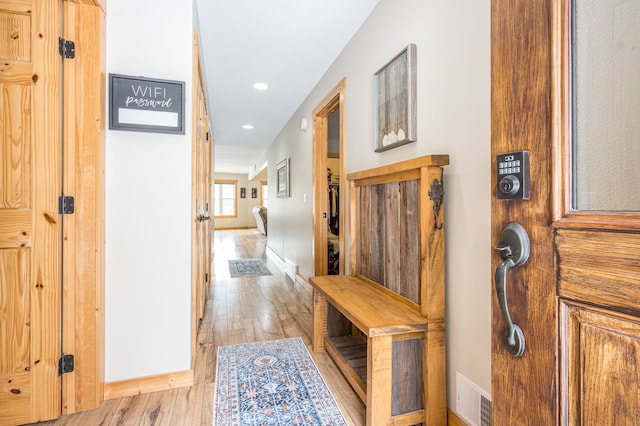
[228, 259, 272, 278]
[214, 337, 347, 425]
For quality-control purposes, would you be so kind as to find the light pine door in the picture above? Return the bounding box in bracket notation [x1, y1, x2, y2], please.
[0, 0, 63, 424]
[492, 0, 640, 424]
[192, 34, 212, 329]
[195, 76, 211, 321]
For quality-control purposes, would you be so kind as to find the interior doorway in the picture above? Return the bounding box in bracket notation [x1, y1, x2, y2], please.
[312, 79, 346, 276]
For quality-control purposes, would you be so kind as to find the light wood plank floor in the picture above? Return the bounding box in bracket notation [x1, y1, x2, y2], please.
[33, 229, 364, 426]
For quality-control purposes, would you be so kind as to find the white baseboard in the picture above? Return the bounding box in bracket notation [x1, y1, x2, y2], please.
[266, 246, 286, 272]
[265, 247, 307, 285]
[284, 257, 298, 281]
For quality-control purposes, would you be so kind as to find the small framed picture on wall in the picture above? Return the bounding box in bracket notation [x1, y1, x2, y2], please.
[240, 187, 246, 198]
[276, 158, 290, 198]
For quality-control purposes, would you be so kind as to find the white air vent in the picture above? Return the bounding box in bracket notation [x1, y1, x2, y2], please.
[480, 393, 492, 426]
[456, 371, 492, 426]
[284, 257, 297, 281]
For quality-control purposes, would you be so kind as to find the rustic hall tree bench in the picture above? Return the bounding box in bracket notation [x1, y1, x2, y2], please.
[310, 155, 449, 425]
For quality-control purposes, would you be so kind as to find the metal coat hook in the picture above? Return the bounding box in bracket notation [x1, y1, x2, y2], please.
[428, 178, 444, 230]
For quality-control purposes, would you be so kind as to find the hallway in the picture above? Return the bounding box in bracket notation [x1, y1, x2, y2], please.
[34, 229, 364, 425]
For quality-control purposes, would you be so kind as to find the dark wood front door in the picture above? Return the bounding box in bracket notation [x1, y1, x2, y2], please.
[492, 0, 640, 424]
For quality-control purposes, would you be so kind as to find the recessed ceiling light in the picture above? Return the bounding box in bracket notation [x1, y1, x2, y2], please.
[253, 82, 268, 91]
[243, 124, 254, 129]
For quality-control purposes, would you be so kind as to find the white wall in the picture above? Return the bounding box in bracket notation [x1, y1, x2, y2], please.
[265, 0, 491, 411]
[105, 0, 194, 382]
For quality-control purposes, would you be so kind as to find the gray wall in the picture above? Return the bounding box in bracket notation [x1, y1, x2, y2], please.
[265, 0, 491, 412]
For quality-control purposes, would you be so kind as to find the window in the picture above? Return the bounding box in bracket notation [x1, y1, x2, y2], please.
[214, 180, 237, 218]
[260, 180, 268, 208]
[571, 1, 640, 212]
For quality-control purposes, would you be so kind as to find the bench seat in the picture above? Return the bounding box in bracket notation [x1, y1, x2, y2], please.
[311, 275, 445, 426]
[310, 275, 430, 338]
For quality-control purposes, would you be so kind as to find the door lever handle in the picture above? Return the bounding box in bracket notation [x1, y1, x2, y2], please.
[494, 244, 512, 258]
[494, 222, 530, 357]
[198, 215, 211, 222]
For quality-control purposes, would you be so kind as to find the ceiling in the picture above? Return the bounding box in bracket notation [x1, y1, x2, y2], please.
[195, 0, 380, 174]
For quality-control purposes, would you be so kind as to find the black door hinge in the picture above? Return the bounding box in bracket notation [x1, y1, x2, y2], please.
[206, 131, 210, 141]
[205, 273, 209, 282]
[59, 37, 75, 59]
[59, 195, 75, 214]
[58, 354, 75, 375]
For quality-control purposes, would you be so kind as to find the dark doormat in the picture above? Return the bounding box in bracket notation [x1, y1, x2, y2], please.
[228, 259, 272, 278]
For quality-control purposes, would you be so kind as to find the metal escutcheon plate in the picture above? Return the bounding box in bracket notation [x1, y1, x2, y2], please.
[497, 223, 530, 266]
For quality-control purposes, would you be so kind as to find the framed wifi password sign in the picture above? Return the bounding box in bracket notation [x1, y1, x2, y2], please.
[109, 74, 185, 134]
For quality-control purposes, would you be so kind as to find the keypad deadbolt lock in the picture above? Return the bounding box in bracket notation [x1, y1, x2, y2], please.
[497, 151, 529, 200]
